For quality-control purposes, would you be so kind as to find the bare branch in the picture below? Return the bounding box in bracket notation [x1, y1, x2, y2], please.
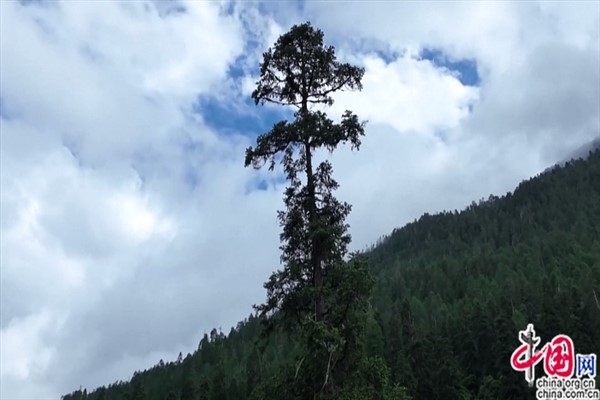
[321, 345, 335, 390]
[294, 356, 305, 380]
[593, 289, 600, 312]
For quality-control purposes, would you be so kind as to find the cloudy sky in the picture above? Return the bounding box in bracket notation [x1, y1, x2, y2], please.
[1, 1, 599, 398]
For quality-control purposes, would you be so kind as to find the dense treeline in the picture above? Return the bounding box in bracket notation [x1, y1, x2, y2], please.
[63, 149, 600, 400]
[368, 149, 600, 399]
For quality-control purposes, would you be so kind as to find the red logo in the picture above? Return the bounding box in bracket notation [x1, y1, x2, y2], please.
[511, 324, 575, 386]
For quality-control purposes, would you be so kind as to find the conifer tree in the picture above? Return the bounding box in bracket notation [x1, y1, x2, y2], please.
[245, 22, 402, 399]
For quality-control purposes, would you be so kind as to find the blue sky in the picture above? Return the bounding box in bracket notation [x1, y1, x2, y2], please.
[1, 1, 599, 399]
[194, 95, 287, 140]
[420, 48, 480, 86]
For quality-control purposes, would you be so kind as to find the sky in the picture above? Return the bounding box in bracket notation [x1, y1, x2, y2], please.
[1, 1, 599, 398]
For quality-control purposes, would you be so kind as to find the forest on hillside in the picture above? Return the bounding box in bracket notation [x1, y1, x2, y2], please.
[63, 22, 600, 400]
[62, 148, 600, 400]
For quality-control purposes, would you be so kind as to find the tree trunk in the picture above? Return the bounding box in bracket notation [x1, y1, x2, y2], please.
[305, 136, 324, 322]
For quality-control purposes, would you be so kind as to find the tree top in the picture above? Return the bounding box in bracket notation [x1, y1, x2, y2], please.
[252, 21, 365, 109]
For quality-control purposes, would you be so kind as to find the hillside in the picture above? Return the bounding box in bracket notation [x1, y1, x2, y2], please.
[63, 149, 600, 400]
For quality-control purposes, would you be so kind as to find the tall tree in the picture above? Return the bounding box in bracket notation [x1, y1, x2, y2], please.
[246, 21, 366, 324]
[245, 22, 386, 399]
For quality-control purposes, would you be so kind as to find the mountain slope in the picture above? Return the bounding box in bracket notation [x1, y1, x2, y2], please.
[63, 149, 600, 400]
[368, 149, 600, 399]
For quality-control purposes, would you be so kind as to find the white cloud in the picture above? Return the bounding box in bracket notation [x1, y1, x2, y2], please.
[1, 1, 598, 399]
[2, 309, 64, 399]
[0, 0, 243, 165]
[327, 54, 479, 135]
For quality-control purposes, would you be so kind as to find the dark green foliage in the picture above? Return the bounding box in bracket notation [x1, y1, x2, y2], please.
[334, 356, 410, 400]
[367, 151, 600, 399]
[164, 391, 177, 400]
[250, 22, 363, 109]
[131, 380, 146, 400]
